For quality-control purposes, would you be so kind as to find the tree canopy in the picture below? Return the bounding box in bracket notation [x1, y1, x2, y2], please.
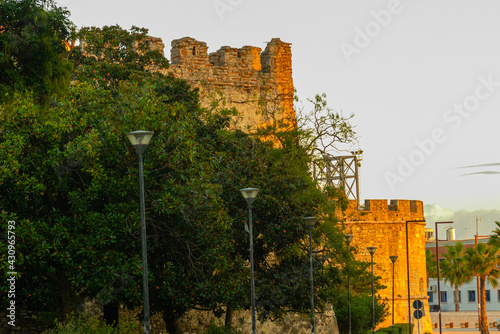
[0, 0, 74, 103]
[440, 242, 472, 312]
[0, 19, 376, 333]
[464, 243, 500, 334]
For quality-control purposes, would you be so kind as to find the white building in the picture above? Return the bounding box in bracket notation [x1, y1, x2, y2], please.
[425, 230, 500, 312]
[427, 277, 500, 312]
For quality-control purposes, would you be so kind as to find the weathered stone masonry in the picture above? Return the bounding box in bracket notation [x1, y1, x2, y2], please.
[153, 36, 295, 132]
[343, 199, 432, 332]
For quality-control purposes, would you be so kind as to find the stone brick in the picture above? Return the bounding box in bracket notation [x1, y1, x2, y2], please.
[343, 199, 432, 333]
[156, 36, 296, 134]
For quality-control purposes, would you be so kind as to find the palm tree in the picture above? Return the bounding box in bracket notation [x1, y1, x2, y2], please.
[465, 243, 500, 334]
[488, 221, 500, 247]
[425, 249, 437, 285]
[440, 242, 473, 311]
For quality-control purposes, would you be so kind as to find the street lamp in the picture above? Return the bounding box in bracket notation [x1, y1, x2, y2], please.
[126, 130, 154, 334]
[389, 255, 398, 334]
[344, 234, 354, 334]
[367, 246, 377, 334]
[304, 217, 318, 334]
[435, 221, 453, 334]
[240, 187, 260, 334]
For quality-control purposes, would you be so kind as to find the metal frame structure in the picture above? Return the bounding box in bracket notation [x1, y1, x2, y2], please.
[312, 152, 362, 203]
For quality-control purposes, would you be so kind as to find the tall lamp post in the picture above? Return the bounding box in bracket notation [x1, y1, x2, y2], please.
[240, 188, 260, 334]
[126, 130, 154, 334]
[367, 246, 377, 334]
[304, 217, 318, 334]
[344, 234, 354, 334]
[389, 255, 398, 334]
[435, 221, 453, 334]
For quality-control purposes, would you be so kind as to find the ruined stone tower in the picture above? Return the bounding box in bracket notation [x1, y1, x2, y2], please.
[343, 199, 432, 332]
[165, 37, 295, 132]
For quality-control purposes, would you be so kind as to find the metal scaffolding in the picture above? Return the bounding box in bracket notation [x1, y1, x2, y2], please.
[312, 151, 362, 204]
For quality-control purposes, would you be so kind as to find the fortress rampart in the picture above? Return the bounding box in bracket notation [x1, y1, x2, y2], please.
[152, 36, 296, 132]
[343, 199, 432, 332]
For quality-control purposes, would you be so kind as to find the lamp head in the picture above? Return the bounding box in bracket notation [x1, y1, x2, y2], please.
[303, 217, 317, 230]
[344, 234, 354, 245]
[240, 188, 260, 206]
[389, 255, 398, 263]
[367, 246, 377, 255]
[126, 130, 154, 155]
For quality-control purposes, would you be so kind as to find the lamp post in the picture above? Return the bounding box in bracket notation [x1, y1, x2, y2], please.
[304, 217, 318, 334]
[389, 255, 398, 334]
[344, 234, 354, 334]
[126, 130, 154, 334]
[435, 221, 453, 334]
[240, 188, 260, 334]
[367, 246, 377, 334]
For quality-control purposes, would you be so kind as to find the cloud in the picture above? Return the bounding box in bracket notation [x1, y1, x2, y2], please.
[425, 203, 454, 221]
[461, 171, 500, 176]
[454, 162, 500, 176]
[455, 162, 500, 169]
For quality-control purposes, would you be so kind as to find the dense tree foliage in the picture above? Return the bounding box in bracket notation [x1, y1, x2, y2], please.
[464, 243, 500, 334]
[0, 13, 382, 332]
[0, 0, 74, 103]
[440, 243, 472, 312]
[425, 249, 436, 285]
[0, 24, 208, 323]
[488, 221, 500, 248]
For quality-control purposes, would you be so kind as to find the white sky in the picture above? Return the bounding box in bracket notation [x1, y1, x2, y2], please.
[59, 0, 500, 234]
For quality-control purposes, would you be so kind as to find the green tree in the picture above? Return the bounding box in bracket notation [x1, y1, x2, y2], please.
[440, 242, 472, 311]
[488, 221, 500, 247]
[333, 292, 387, 334]
[0, 25, 215, 324]
[425, 249, 437, 285]
[0, 24, 360, 334]
[0, 0, 74, 103]
[71, 25, 169, 91]
[0, 23, 361, 333]
[464, 243, 500, 334]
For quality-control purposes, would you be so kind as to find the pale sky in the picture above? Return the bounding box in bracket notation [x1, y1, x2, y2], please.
[59, 0, 500, 237]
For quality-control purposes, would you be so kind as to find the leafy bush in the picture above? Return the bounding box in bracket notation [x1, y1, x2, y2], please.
[44, 312, 141, 334]
[333, 292, 388, 334]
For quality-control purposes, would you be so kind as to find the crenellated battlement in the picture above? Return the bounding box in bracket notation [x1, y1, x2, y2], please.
[169, 37, 290, 73]
[344, 199, 424, 222]
[342, 198, 431, 332]
[164, 37, 295, 132]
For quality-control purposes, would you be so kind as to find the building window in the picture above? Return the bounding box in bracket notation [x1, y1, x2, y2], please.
[428, 292, 433, 303]
[486, 290, 491, 302]
[441, 291, 447, 302]
[468, 290, 476, 302]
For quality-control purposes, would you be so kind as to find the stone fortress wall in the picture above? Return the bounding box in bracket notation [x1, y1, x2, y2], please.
[148, 36, 295, 132]
[343, 199, 432, 332]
